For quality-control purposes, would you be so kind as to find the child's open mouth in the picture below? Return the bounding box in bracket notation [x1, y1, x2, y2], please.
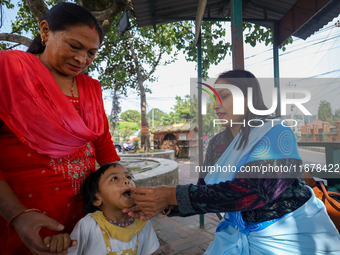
[122, 189, 133, 198]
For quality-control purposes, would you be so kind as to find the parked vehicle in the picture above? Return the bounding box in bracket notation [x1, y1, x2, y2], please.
[113, 141, 122, 153]
[123, 142, 135, 152]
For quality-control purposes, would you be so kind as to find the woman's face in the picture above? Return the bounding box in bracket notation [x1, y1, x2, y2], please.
[41, 22, 100, 77]
[213, 79, 247, 127]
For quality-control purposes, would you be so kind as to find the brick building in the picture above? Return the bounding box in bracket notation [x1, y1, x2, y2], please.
[151, 123, 198, 158]
[301, 119, 340, 142]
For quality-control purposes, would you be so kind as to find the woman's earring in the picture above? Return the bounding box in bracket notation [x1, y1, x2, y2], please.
[41, 39, 46, 47]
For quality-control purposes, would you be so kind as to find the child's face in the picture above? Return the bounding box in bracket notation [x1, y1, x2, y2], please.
[94, 165, 136, 211]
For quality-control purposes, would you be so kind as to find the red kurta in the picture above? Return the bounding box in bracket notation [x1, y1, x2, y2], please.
[0, 51, 120, 254]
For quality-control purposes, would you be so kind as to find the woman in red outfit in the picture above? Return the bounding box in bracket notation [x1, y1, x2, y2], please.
[0, 3, 119, 255]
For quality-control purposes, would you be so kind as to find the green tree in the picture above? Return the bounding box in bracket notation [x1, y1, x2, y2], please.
[190, 96, 223, 138]
[161, 112, 183, 125]
[161, 94, 222, 137]
[147, 108, 168, 128]
[160, 95, 191, 124]
[172, 95, 191, 121]
[119, 110, 140, 123]
[115, 121, 139, 142]
[333, 108, 340, 125]
[318, 100, 333, 122]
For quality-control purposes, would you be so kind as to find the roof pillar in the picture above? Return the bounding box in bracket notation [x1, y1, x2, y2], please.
[231, 0, 244, 70]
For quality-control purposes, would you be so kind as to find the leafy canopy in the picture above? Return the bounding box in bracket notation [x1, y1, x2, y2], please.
[119, 110, 141, 123]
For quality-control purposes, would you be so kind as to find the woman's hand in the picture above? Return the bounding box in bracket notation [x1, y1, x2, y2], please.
[123, 185, 177, 220]
[123, 205, 160, 221]
[12, 211, 69, 255]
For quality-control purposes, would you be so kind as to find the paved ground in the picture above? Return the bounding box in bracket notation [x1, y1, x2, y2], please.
[150, 159, 220, 255]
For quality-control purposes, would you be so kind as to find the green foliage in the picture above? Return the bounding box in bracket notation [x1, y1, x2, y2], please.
[333, 109, 340, 124]
[119, 110, 141, 123]
[90, 15, 137, 94]
[115, 121, 139, 142]
[116, 121, 139, 131]
[243, 23, 293, 51]
[92, 15, 190, 94]
[190, 96, 223, 137]
[160, 95, 191, 124]
[173, 21, 231, 78]
[9, 0, 58, 37]
[160, 94, 222, 137]
[161, 111, 184, 125]
[133, 139, 139, 151]
[2, 0, 14, 9]
[317, 100, 340, 127]
[0, 42, 12, 50]
[12, 1, 38, 36]
[318, 100, 332, 122]
[172, 95, 191, 120]
[146, 108, 168, 127]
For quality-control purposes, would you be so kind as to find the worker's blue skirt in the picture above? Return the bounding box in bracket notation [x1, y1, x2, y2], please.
[205, 187, 340, 255]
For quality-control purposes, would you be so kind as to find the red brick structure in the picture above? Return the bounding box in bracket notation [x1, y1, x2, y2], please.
[301, 119, 339, 142]
[151, 123, 198, 158]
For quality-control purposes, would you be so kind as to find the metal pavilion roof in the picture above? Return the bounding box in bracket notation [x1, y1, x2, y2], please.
[131, 0, 340, 45]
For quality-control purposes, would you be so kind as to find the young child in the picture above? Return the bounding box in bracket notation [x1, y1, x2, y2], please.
[44, 162, 159, 255]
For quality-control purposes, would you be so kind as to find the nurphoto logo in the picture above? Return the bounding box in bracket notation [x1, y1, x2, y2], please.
[199, 82, 312, 116]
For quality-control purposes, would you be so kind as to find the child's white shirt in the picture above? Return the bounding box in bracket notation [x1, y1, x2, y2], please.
[67, 212, 159, 255]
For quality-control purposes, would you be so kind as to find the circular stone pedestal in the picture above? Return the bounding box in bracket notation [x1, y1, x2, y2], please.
[118, 150, 175, 160]
[121, 157, 178, 187]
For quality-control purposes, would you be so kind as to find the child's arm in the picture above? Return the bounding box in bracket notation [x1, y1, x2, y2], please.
[44, 234, 77, 253]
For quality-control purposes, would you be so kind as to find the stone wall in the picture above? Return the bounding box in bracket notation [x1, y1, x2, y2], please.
[119, 150, 175, 160]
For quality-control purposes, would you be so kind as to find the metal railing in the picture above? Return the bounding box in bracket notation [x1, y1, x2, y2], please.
[298, 142, 340, 187]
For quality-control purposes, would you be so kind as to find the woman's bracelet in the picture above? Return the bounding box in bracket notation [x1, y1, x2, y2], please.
[7, 209, 41, 229]
[161, 205, 174, 216]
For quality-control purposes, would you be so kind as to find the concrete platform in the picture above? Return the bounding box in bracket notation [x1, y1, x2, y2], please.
[150, 159, 219, 255]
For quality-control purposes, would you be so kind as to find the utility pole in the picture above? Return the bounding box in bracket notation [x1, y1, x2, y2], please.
[286, 82, 296, 133]
[152, 109, 154, 128]
[286, 82, 296, 119]
[111, 90, 121, 138]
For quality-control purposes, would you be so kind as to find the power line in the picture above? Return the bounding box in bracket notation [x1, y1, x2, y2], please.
[306, 27, 334, 75]
[239, 22, 340, 64]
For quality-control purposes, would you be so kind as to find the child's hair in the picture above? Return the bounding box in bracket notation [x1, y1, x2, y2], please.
[81, 162, 126, 214]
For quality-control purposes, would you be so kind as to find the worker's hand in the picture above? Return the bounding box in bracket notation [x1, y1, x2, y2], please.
[123, 186, 176, 220]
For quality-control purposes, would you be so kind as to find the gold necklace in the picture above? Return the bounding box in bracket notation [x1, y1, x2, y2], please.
[71, 77, 75, 97]
[37, 54, 76, 97]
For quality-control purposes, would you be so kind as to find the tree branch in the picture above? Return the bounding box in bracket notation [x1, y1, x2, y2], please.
[92, 2, 122, 22]
[24, 0, 48, 22]
[143, 52, 162, 82]
[0, 33, 32, 47]
[101, 36, 133, 46]
[11, 21, 37, 34]
[7, 43, 21, 50]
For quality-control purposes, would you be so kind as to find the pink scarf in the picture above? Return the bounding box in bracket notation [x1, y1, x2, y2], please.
[0, 50, 105, 158]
